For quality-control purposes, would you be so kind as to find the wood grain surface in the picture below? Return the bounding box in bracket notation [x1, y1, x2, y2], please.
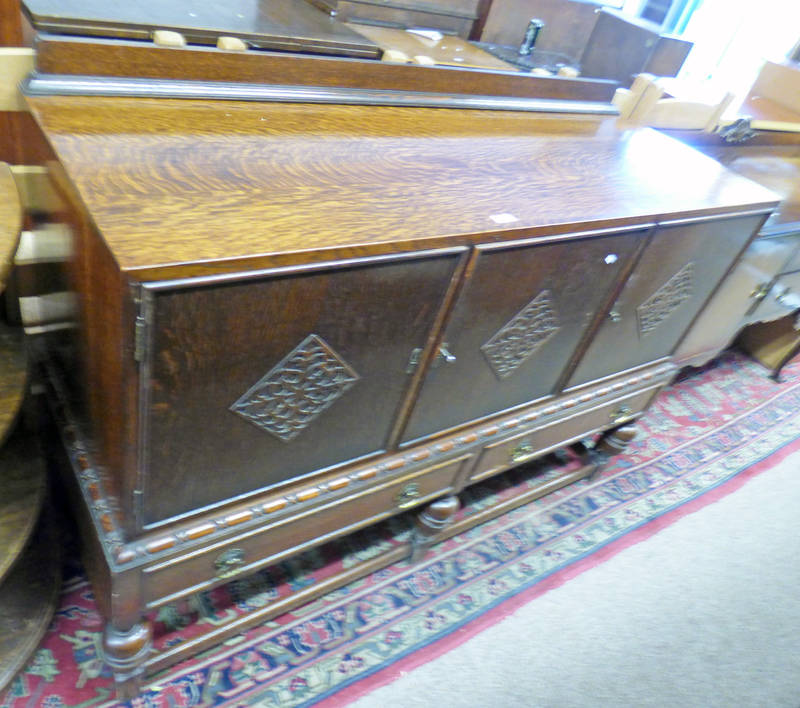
[0, 163, 22, 293]
[0, 426, 44, 583]
[684, 145, 800, 229]
[27, 97, 780, 281]
[22, 0, 379, 58]
[0, 501, 60, 694]
[0, 112, 54, 166]
[0, 323, 28, 452]
[33, 35, 616, 102]
[348, 25, 517, 70]
[0, 0, 22, 47]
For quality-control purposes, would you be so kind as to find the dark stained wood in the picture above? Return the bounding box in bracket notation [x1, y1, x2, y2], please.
[26, 97, 780, 281]
[143, 252, 461, 525]
[33, 34, 618, 102]
[469, 0, 494, 40]
[0, 505, 61, 694]
[146, 542, 409, 676]
[22, 0, 380, 58]
[0, 163, 22, 294]
[48, 164, 139, 533]
[0, 0, 22, 46]
[0, 112, 55, 166]
[329, 2, 476, 37]
[643, 35, 693, 78]
[142, 455, 468, 606]
[480, 0, 601, 62]
[29, 87, 785, 697]
[568, 213, 767, 387]
[579, 8, 660, 87]
[401, 229, 644, 443]
[347, 24, 516, 70]
[0, 324, 27, 448]
[0, 428, 44, 583]
[410, 493, 460, 561]
[102, 620, 152, 700]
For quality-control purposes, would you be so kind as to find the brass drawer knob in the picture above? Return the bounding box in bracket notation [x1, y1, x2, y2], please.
[214, 548, 246, 579]
[608, 310, 622, 323]
[395, 483, 421, 509]
[610, 405, 634, 425]
[510, 440, 535, 464]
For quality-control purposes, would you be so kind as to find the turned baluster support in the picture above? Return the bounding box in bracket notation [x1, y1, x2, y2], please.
[102, 619, 152, 700]
[410, 494, 460, 563]
[584, 423, 639, 481]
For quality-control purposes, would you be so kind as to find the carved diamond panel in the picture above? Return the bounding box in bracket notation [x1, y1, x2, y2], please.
[481, 289, 560, 379]
[230, 334, 359, 442]
[637, 262, 694, 337]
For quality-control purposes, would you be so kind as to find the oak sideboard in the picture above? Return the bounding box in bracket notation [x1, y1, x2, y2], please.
[25, 94, 778, 695]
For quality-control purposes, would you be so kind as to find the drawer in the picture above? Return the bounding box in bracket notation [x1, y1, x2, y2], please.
[749, 270, 800, 323]
[143, 454, 472, 607]
[468, 388, 658, 483]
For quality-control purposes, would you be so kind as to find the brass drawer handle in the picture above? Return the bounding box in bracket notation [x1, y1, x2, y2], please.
[214, 548, 246, 579]
[750, 282, 770, 301]
[610, 405, 634, 425]
[395, 483, 421, 509]
[775, 287, 800, 311]
[608, 310, 622, 323]
[510, 440, 535, 464]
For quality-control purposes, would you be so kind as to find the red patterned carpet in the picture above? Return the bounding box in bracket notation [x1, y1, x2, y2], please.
[3, 350, 800, 708]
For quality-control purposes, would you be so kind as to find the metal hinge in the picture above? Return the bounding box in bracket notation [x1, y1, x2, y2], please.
[134, 314, 148, 362]
[133, 488, 144, 524]
[406, 347, 423, 374]
[133, 288, 153, 363]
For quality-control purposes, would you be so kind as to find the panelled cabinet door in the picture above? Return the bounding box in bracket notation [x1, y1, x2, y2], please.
[400, 230, 645, 444]
[140, 251, 462, 527]
[567, 213, 765, 388]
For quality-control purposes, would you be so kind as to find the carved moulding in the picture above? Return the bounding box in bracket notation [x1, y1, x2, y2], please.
[637, 262, 694, 337]
[230, 334, 359, 442]
[481, 289, 560, 379]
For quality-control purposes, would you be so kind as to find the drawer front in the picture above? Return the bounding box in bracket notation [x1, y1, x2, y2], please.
[748, 270, 800, 323]
[143, 454, 471, 607]
[468, 388, 658, 483]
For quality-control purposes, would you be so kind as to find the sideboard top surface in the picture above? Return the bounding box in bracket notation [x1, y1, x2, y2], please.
[28, 96, 780, 280]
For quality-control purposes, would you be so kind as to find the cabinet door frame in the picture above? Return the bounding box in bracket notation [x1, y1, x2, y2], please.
[132, 246, 468, 531]
[395, 222, 656, 446]
[565, 209, 771, 390]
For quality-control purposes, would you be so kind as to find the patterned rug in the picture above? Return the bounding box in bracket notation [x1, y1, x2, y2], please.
[3, 350, 800, 708]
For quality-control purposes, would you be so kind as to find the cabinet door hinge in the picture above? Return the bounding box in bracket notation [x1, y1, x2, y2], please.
[134, 314, 148, 362]
[133, 488, 144, 524]
[406, 347, 423, 374]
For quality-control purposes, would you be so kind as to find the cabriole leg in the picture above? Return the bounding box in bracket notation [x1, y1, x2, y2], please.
[410, 494, 460, 563]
